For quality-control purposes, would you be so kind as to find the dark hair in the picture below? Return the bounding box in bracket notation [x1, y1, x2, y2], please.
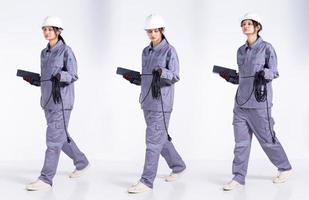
[158, 27, 168, 43]
[252, 20, 262, 36]
[52, 27, 66, 44]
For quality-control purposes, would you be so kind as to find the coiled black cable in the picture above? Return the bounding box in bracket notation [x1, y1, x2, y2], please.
[254, 71, 267, 103]
[235, 71, 276, 144]
[51, 76, 62, 104]
[140, 70, 172, 141]
[151, 70, 162, 99]
[41, 75, 71, 143]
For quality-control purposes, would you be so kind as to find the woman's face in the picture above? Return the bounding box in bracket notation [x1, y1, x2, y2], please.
[146, 28, 162, 44]
[241, 20, 259, 36]
[42, 26, 58, 41]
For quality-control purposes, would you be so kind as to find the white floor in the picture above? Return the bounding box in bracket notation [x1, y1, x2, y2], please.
[0, 159, 307, 200]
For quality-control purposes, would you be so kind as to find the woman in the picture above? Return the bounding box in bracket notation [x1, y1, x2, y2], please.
[220, 13, 292, 191]
[25, 16, 89, 191]
[125, 14, 186, 193]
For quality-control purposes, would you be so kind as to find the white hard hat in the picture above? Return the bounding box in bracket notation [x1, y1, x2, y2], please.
[144, 14, 165, 30]
[42, 16, 63, 30]
[241, 12, 262, 25]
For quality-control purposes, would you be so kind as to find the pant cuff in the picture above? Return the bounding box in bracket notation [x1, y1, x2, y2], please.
[38, 176, 52, 186]
[172, 165, 186, 173]
[232, 175, 245, 185]
[139, 178, 153, 189]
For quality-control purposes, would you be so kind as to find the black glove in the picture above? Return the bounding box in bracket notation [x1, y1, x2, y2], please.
[219, 71, 230, 81]
[55, 73, 61, 81]
[152, 69, 161, 77]
[156, 68, 162, 76]
[23, 77, 33, 84]
[255, 70, 265, 79]
[123, 75, 141, 86]
[23, 77, 41, 86]
[123, 75, 134, 83]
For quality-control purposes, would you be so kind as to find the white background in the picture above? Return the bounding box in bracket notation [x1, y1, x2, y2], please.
[0, 0, 308, 164]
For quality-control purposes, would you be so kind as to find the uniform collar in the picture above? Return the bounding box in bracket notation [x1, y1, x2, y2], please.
[45, 40, 64, 53]
[245, 36, 263, 50]
[148, 39, 168, 52]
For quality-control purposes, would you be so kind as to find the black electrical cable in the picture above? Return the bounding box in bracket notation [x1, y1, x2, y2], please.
[60, 94, 71, 143]
[235, 71, 276, 144]
[160, 94, 172, 141]
[40, 75, 71, 143]
[266, 98, 276, 144]
[139, 71, 172, 141]
[151, 70, 161, 99]
[51, 76, 62, 104]
[253, 71, 267, 103]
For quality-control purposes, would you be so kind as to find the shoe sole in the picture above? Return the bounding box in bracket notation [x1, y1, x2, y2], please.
[223, 185, 244, 191]
[26, 186, 51, 191]
[273, 178, 289, 184]
[128, 189, 152, 194]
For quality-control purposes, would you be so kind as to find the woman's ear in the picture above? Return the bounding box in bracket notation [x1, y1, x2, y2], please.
[256, 24, 261, 31]
[160, 28, 165, 34]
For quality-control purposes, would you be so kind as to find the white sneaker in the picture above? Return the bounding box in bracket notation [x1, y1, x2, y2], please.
[69, 164, 90, 178]
[26, 180, 51, 191]
[128, 181, 152, 194]
[165, 170, 185, 182]
[273, 170, 292, 184]
[223, 180, 244, 191]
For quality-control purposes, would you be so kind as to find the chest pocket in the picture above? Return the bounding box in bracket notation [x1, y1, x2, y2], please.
[237, 54, 246, 67]
[51, 49, 69, 72]
[49, 57, 62, 68]
[251, 54, 267, 73]
[150, 56, 165, 69]
[160, 49, 171, 70]
[252, 56, 265, 65]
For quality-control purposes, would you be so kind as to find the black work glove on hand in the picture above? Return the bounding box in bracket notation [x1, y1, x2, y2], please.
[255, 70, 265, 80]
[123, 75, 141, 85]
[23, 77, 41, 86]
[156, 68, 162, 76]
[219, 71, 230, 81]
[123, 75, 134, 83]
[23, 77, 33, 84]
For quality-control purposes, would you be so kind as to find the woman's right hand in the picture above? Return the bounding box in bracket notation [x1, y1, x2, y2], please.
[219, 71, 230, 81]
[23, 77, 41, 86]
[123, 75, 134, 83]
[23, 77, 34, 84]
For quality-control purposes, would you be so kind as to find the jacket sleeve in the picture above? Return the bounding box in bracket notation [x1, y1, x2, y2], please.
[159, 47, 180, 85]
[263, 44, 279, 81]
[59, 48, 78, 84]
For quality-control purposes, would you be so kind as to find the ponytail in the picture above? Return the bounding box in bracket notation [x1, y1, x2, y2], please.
[53, 27, 66, 44]
[159, 28, 169, 44]
[58, 34, 66, 44]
